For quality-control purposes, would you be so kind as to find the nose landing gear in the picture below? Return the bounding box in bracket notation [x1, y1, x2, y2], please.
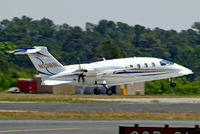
[169, 78, 176, 87]
[170, 82, 176, 87]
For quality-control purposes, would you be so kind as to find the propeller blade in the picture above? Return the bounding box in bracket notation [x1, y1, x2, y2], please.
[76, 58, 87, 83]
[78, 73, 85, 83]
[81, 74, 85, 82]
[78, 75, 81, 82]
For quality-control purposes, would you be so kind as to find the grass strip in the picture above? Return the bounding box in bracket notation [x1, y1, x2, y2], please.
[1, 93, 200, 103]
[0, 93, 110, 103]
[0, 98, 105, 103]
[1, 111, 200, 120]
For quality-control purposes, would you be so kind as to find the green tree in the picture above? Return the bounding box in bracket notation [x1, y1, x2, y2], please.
[94, 39, 125, 59]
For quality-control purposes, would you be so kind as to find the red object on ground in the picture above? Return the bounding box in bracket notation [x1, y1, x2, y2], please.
[17, 79, 37, 93]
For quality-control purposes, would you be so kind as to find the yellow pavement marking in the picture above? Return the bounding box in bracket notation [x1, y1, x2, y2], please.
[0, 128, 81, 133]
[92, 127, 115, 130]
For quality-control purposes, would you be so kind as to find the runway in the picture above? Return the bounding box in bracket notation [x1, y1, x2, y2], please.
[1, 102, 200, 134]
[1, 102, 200, 113]
[0, 119, 200, 134]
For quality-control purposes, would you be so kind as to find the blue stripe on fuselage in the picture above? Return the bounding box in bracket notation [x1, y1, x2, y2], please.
[116, 71, 163, 74]
[137, 72, 169, 76]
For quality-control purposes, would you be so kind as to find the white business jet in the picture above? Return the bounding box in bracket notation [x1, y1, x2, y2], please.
[12, 46, 193, 95]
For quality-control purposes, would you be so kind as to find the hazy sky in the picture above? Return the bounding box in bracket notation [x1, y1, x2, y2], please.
[0, 0, 200, 31]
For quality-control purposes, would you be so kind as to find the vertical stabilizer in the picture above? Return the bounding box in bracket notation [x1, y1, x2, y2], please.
[13, 46, 65, 80]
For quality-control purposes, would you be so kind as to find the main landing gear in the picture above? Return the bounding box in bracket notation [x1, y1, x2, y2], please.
[93, 87, 100, 95]
[103, 84, 113, 96]
[169, 77, 176, 87]
[106, 89, 113, 96]
[93, 85, 113, 96]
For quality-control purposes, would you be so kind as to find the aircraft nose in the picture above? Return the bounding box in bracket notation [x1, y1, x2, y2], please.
[176, 64, 193, 75]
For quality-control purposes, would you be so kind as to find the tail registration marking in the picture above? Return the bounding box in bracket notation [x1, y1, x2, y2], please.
[38, 63, 60, 68]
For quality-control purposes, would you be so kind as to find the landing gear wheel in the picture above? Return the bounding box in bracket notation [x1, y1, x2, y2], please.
[170, 82, 176, 87]
[169, 77, 176, 87]
[93, 88, 100, 95]
[106, 89, 113, 96]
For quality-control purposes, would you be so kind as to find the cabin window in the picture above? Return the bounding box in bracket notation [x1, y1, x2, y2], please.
[130, 65, 133, 68]
[144, 63, 148, 68]
[152, 62, 155, 67]
[137, 64, 141, 69]
[160, 59, 174, 66]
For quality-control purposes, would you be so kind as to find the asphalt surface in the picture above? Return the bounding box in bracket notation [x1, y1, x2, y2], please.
[0, 119, 200, 134]
[1, 102, 200, 113]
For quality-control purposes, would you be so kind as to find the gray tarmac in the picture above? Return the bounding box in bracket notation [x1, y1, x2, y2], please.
[1, 102, 200, 113]
[1, 102, 200, 134]
[0, 119, 200, 134]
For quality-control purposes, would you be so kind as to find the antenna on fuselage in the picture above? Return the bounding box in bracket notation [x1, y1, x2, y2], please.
[97, 57, 106, 61]
[77, 57, 81, 69]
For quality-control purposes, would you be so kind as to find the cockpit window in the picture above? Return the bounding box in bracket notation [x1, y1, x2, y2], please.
[160, 59, 174, 66]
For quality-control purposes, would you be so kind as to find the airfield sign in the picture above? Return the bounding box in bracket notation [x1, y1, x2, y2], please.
[119, 125, 200, 134]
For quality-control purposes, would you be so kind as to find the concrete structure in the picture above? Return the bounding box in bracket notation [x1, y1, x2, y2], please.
[34, 75, 144, 95]
[80, 83, 145, 95]
[34, 75, 76, 94]
[116, 82, 145, 95]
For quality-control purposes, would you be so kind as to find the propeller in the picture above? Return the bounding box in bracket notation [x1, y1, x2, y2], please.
[78, 72, 86, 82]
[76, 58, 87, 83]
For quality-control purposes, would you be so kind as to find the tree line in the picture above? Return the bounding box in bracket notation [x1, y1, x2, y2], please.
[0, 16, 200, 94]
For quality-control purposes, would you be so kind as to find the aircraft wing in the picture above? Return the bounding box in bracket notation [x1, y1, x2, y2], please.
[42, 80, 73, 85]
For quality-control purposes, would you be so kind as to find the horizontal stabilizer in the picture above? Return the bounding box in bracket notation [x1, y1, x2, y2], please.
[41, 80, 72, 85]
[11, 47, 42, 55]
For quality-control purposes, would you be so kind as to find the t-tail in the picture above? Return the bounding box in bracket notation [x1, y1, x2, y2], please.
[12, 46, 65, 81]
